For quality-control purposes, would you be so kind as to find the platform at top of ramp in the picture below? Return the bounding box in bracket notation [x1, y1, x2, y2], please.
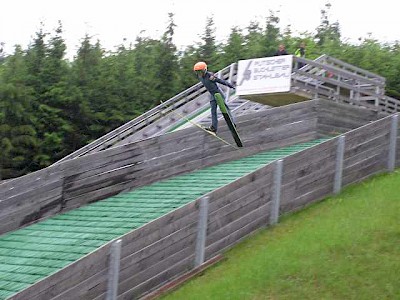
[0, 138, 331, 299]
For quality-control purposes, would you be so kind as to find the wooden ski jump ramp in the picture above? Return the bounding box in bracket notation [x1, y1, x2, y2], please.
[2, 54, 400, 299]
[1, 98, 399, 299]
[0, 138, 329, 299]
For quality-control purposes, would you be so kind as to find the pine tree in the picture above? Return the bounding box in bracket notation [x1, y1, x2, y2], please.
[132, 35, 162, 112]
[315, 2, 341, 49]
[244, 21, 265, 59]
[177, 46, 200, 90]
[26, 22, 74, 167]
[221, 27, 246, 66]
[264, 10, 281, 56]
[197, 16, 219, 68]
[0, 45, 38, 178]
[71, 35, 105, 140]
[156, 13, 179, 102]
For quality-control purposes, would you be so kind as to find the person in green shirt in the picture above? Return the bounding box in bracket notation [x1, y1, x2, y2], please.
[295, 42, 306, 69]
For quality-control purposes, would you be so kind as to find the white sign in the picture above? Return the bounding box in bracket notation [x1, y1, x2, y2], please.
[236, 55, 293, 96]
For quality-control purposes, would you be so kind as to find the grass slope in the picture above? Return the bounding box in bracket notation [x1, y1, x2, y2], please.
[162, 171, 400, 300]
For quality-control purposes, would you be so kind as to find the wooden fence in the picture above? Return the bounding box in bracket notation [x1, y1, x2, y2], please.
[5, 100, 399, 300]
[0, 99, 388, 235]
[316, 100, 387, 136]
[0, 99, 320, 235]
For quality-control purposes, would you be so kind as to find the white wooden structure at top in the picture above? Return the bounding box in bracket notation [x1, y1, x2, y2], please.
[55, 54, 400, 164]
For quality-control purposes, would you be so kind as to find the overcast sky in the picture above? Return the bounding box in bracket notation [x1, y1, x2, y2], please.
[1, 0, 399, 59]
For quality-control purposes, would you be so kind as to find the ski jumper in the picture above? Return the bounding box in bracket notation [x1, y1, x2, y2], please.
[198, 71, 235, 132]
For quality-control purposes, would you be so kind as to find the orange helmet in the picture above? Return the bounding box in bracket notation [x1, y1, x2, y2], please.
[193, 61, 207, 72]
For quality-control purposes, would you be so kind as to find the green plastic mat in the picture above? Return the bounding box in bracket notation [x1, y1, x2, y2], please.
[0, 138, 330, 299]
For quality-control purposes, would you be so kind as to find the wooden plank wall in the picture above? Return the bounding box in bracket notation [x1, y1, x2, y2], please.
[342, 116, 392, 186]
[10, 164, 276, 300]
[316, 100, 384, 136]
[56, 200, 201, 300]
[7, 102, 399, 300]
[0, 164, 64, 235]
[280, 138, 337, 213]
[203, 164, 274, 260]
[62, 99, 317, 212]
[0, 100, 318, 235]
[8, 242, 112, 300]
[115, 163, 276, 300]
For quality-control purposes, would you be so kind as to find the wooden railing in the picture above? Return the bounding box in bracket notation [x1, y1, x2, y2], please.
[52, 55, 400, 165]
[54, 65, 236, 164]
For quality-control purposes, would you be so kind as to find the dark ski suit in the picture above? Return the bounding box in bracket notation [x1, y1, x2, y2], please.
[197, 71, 235, 132]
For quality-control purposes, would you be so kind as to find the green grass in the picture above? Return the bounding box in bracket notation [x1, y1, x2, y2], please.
[161, 170, 400, 300]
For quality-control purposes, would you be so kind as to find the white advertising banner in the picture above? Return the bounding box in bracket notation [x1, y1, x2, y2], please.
[236, 55, 293, 96]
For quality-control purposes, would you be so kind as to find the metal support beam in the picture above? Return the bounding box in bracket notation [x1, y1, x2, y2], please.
[195, 196, 209, 267]
[270, 159, 283, 225]
[334, 136, 345, 194]
[388, 114, 398, 172]
[106, 239, 122, 300]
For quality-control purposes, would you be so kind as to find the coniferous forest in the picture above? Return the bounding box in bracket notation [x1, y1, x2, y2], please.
[1, 6, 400, 180]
